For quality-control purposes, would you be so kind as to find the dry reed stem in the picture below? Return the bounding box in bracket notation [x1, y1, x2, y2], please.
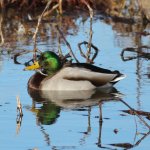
[16, 95, 23, 135]
[57, 30, 62, 56]
[16, 115, 22, 135]
[55, 24, 79, 63]
[0, 14, 4, 46]
[16, 95, 23, 116]
[32, 0, 53, 60]
[81, 0, 94, 59]
[43, 4, 59, 17]
[59, 0, 63, 14]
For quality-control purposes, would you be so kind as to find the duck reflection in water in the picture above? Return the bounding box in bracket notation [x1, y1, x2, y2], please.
[27, 87, 150, 149]
[35, 102, 60, 125]
[28, 87, 122, 125]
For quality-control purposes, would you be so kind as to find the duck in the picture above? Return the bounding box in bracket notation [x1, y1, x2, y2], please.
[24, 51, 126, 91]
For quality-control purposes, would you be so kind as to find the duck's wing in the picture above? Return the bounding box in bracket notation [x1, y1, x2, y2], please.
[69, 63, 116, 74]
[62, 63, 125, 87]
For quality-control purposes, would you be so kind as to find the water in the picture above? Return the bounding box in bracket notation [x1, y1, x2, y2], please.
[0, 11, 150, 150]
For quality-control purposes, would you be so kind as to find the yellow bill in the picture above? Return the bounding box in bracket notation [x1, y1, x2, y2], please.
[24, 61, 40, 70]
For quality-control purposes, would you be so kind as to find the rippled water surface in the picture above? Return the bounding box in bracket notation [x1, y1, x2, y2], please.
[0, 10, 150, 150]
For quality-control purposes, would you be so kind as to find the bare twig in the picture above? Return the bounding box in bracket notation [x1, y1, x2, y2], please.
[78, 42, 87, 58]
[43, 4, 59, 17]
[78, 41, 99, 63]
[16, 114, 23, 135]
[33, 0, 52, 39]
[134, 131, 150, 147]
[56, 26, 63, 56]
[81, 0, 94, 59]
[121, 46, 150, 61]
[13, 49, 35, 65]
[58, 0, 63, 14]
[16, 95, 23, 117]
[32, 0, 53, 60]
[55, 24, 79, 63]
[0, 12, 4, 46]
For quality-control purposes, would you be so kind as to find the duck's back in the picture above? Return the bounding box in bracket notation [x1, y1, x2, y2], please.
[40, 63, 124, 91]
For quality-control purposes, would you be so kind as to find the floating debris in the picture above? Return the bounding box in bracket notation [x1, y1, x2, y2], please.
[114, 128, 119, 134]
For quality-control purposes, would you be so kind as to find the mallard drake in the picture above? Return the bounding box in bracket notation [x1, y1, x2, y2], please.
[24, 51, 126, 91]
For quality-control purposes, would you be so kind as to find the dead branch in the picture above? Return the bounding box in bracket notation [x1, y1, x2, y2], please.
[78, 41, 99, 63]
[55, 24, 79, 63]
[121, 46, 150, 61]
[16, 114, 23, 135]
[16, 95, 23, 117]
[56, 23, 63, 56]
[0, 13, 4, 46]
[57, 34, 62, 56]
[13, 49, 41, 65]
[81, 0, 94, 59]
[59, 53, 72, 65]
[32, 0, 53, 60]
[43, 4, 59, 18]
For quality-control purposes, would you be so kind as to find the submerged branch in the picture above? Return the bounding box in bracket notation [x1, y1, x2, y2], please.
[58, 0, 63, 14]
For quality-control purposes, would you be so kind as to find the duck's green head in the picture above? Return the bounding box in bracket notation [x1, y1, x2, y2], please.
[25, 51, 62, 75]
